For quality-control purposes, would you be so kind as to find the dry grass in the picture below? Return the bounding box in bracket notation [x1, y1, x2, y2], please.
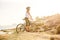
[1, 14, 60, 40]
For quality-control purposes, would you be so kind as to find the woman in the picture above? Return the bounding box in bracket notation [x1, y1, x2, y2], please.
[24, 7, 33, 32]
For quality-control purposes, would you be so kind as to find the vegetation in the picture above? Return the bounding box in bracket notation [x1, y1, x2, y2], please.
[1, 14, 60, 40]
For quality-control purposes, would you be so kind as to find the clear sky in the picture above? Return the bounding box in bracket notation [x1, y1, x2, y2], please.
[0, 0, 60, 25]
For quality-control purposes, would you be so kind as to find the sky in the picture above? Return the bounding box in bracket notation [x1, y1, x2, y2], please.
[0, 0, 60, 26]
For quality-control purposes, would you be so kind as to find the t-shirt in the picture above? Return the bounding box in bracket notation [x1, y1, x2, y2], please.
[25, 13, 33, 21]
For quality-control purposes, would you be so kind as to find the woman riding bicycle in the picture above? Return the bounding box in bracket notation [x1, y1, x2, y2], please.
[24, 7, 33, 32]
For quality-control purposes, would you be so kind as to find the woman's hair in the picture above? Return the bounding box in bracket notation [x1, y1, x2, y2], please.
[26, 7, 30, 9]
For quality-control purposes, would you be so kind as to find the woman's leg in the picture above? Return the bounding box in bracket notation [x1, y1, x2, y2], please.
[25, 26, 30, 32]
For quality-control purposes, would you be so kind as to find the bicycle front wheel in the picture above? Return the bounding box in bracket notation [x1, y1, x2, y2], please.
[16, 24, 25, 33]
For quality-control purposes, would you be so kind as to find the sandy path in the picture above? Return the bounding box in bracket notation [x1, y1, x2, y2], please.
[1, 32, 60, 40]
[7, 32, 50, 40]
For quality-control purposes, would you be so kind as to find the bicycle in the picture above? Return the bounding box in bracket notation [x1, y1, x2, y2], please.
[16, 22, 38, 33]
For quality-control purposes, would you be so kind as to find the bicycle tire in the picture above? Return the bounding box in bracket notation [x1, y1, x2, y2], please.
[16, 24, 25, 33]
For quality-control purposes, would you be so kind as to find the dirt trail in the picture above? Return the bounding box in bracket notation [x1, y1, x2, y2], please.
[1, 32, 60, 40]
[7, 32, 50, 40]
